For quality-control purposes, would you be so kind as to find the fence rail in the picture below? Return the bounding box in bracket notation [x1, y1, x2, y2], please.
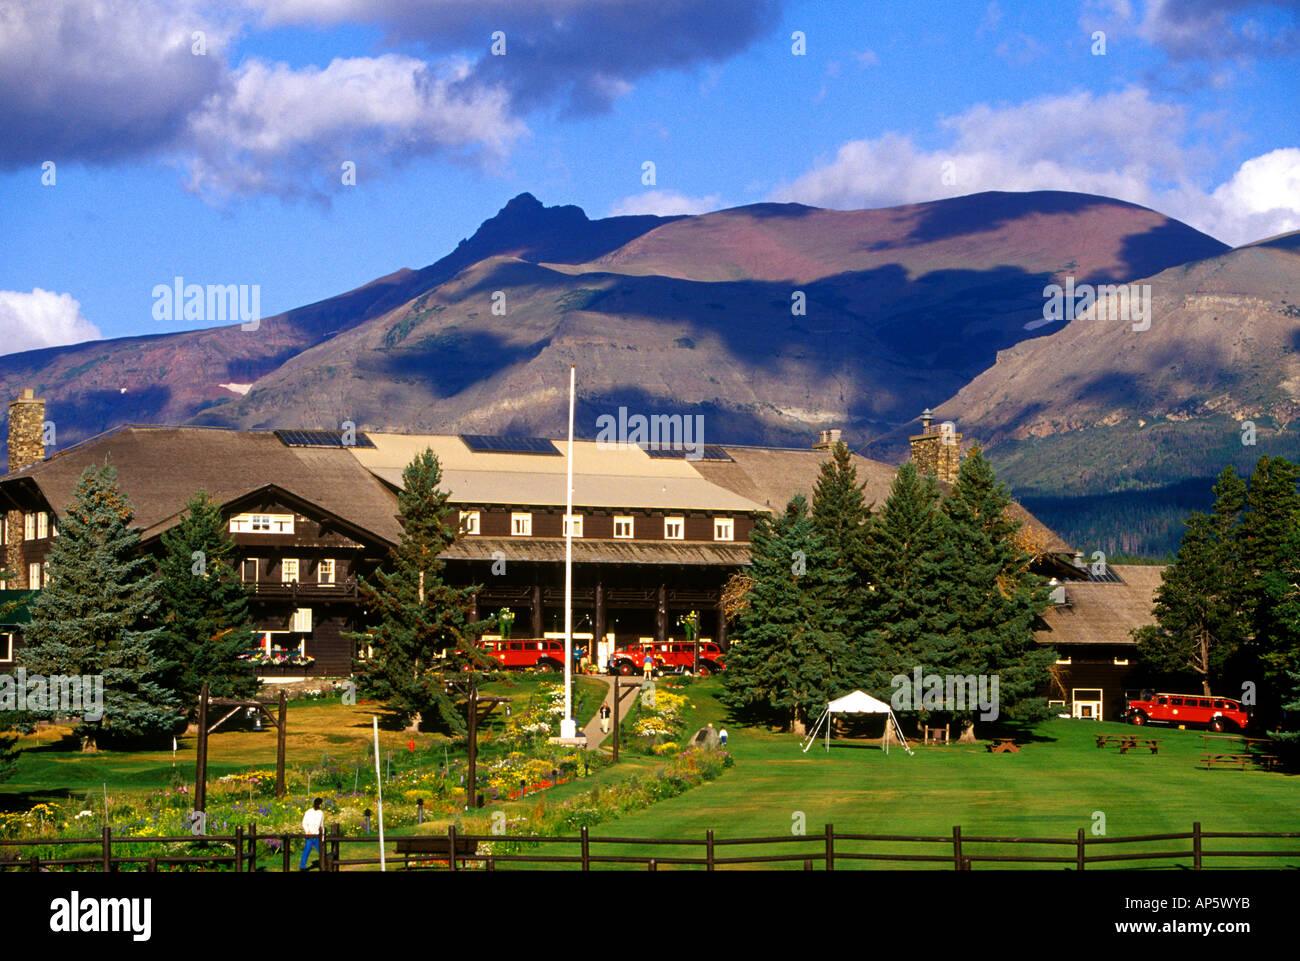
[2, 822, 1299, 871]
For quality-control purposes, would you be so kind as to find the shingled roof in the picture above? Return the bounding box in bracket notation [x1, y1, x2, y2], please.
[1, 426, 402, 544]
[1034, 564, 1165, 648]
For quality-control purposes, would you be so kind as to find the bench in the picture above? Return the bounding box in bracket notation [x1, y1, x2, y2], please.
[1118, 738, 1161, 754]
[394, 835, 479, 868]
[987, 738, 1020, 754]
[1095, 734, 1132, 748]
[1200, 753, 1280, 770]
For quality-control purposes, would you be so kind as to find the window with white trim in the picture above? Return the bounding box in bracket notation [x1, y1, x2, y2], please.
[292, 607, 313, 633]
[664, 517, 684, 540]
[1055, 657, 1071, 665]
[1113, 657, 1130, 666]
[713, 517, 734, 541]
[0, 633, 12, 662]
[511, 513, 532, 536]
[563, 514, 583, 537]
[460, 511, 480, 535]
[281, 558, 299, 584]
[318, 559, 335, 585]
[36, 512, 48, 539]
[23, 513, 35, 540]
[229, 512, 294, 534]
[241, 559, 258, 582]
[613, 516, 634, 539]
[28, 562, 41, 588]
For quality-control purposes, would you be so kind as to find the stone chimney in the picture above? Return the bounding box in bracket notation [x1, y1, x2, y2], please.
[812, 428, 842, 451]
[8, 389, 46, 473]
[908, 407, 963, 484]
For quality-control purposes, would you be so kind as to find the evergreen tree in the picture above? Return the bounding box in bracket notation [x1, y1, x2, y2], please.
[811, 440, 873, 656]
[155, 490, 260, 710]
[1134, 511, 1244, 694]
[721, 495, 851, 733]
[858, 463, 961, 699]
[940, 445, 1055, 736]
[1237, 456, 1300, 691]
[18, 465, 179, 750]
[351, 449, 489, 733]
[0, 569, 34, 779]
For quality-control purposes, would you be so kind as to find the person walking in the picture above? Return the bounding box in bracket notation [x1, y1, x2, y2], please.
[599, 702, 612, 734]
[719, 728, 728, 748]
[300, 798, 324, 871]
[643, 651, 655, 680]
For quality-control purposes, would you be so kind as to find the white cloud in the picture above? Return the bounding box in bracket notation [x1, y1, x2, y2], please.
[608, 191, 723, 217]
[771, 88, 1300, 246]
[181, 54, 524, 200]
[0, 289, 102, 356]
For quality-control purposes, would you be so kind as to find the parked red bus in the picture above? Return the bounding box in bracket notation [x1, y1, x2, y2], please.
[1122, 692, 1249, 732]
[607, 641, 726, 677]
[477, 638, 566, 672]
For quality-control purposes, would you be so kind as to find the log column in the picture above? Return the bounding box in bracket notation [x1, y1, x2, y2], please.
[594, 582, 606, 644]
[531, 582, 543, 639]
[655, 583, 667, 643]
[716, 602, 728, 650]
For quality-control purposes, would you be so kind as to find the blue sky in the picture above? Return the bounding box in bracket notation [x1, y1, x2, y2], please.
[1, 0, 1297, 354]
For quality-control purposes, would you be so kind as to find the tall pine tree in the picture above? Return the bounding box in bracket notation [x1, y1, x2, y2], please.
[940, 445, 1054, 737]
[18, 465, 179, 750]
[721, 495, 850, 733]
[155, 490, 260, 710]
[811, 440, 873, 653]
[351, 449, 489, 733]
[858, 463, 961, 699]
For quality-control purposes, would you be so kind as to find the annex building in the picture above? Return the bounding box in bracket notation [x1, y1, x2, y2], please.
[0, 390, 1162, 719]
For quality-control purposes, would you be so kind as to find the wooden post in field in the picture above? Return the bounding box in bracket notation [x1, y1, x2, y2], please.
[275, 689, 287, 798]
[612, 675, 620, 763]
[195, 683, 209, 814]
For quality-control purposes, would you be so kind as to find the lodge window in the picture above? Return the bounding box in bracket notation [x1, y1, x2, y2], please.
[318, 559, 335, 585]
[460, 511, 480, 535]
[563, 514, 583, 537]
[714, 518, 734, 541]
[36, 512, 48, 539]
[613, 516, 634, 539]
[1055, 657, 1071, 665]
[292, 607, 312, 633]
[0, 633, 12, 662]
[664, 517, 684, 540]
[1113, 657, 1130, 666]
[511, 513, 532, 536]
[28, 561, 48, 588]
[23, 513, 35, 540]
[242, 559, 258, 582]
[229, 512, 294, 534]
[282, 558, 299, 584]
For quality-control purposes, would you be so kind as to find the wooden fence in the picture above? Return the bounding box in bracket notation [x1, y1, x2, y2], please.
[2, 822, 1299, 871]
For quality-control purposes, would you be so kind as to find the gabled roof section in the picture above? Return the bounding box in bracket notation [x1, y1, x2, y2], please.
[1034, 564, 1165, 647]
[350, 433, 768, 512]
[0, 426, 402, 545]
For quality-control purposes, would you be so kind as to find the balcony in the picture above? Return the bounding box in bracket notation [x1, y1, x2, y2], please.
[245, 577, 358, 601]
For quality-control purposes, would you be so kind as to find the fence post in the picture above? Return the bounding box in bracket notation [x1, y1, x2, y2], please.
[282, 835, 290, 873]
[804, 859, 813, 870]
[581, 826, 591, 871]
[416, 798, 424, 825]
[1193, 822, 1202, 870]
[448, 825, 459, 872]
[1076, 827, 1085, 871]
[148, 857, 157, 873]
[648, 858, 657, 872]
[952, 826, 962, 871]
[30, 856, 39, 873]
[825, 823, 835, 871]
[235, 825, 244, 872]
[319, 827, 328, 873]
[249, 823, 258, 873]
[331, 824, 341, 872]
[706, 829, 715, 871]
[102, 826, 111, 872]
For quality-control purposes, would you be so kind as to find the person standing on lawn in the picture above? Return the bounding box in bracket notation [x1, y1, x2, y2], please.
[719, 728, 728, 748]
[599, 702, 612, 734]
[300, 798, 324, 870]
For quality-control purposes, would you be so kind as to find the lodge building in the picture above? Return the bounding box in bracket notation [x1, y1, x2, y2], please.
[0, 391, 1163, 718]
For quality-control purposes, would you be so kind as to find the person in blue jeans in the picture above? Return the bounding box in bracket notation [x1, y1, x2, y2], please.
[300, 798, 324, 870]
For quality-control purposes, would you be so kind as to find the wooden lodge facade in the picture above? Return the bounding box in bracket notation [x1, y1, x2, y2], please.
[1, 390, 1164, 715]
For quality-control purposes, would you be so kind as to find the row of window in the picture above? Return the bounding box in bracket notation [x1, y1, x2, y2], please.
[460, 511, 735, 541]
[0, 511, 58, 545]
[241, 558, 336, 585]
[229, 513, 295, 534]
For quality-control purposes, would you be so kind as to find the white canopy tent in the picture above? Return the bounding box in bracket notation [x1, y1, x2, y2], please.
[801, 690, 914, 755]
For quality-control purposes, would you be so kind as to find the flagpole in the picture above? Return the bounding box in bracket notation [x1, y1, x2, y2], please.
[562, 364, 576, 738]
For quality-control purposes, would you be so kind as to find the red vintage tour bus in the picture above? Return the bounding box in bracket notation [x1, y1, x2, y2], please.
[1122, 692, 1250, 732]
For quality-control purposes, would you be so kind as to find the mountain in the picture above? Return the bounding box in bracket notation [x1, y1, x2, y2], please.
[180, 190, 1226, 448]
[909, 229, 1300, 556]
[0, 193, 676, 446]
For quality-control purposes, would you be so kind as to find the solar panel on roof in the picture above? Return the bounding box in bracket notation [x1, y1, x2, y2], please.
[460, 434, 561, 456]
[274, 429, 375, 449]
[641, 444, 732, 461]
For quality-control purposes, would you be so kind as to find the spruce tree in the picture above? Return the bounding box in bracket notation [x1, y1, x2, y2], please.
[1134, 511, 1244, 694]
[155, 490, 260, 710]
[18, 465, 179, 750]
[722, 495, 850, 733]
[940, 445, 1055, 737]
[1237, 455, 1300, 696]
[858, 463, 960, 700]
[811, 440, 873, 650]
[351, 449, 489, 733]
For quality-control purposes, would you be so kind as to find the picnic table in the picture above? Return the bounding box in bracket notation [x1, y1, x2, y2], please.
[1095, 734, 1161, 753]
[987, 738, 1020, 754]
[394, 834, 479, 868]
[1198, 734, 1280, 771]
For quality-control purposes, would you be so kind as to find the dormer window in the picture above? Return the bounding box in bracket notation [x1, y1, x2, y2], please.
[664, 517, 684, 540]
[714, 518, 734, 541]
[614, 516, 634, 539]
[460, 511, 480, 535]
[563, 514, 583, 537]
[511, 513, 532, 536]
[230, 512, 294, 534]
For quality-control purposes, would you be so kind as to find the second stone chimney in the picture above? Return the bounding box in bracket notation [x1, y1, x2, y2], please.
[812, 428, 842, 451]
[8, 389, 46, 473]
[908, 407, 963, 484]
